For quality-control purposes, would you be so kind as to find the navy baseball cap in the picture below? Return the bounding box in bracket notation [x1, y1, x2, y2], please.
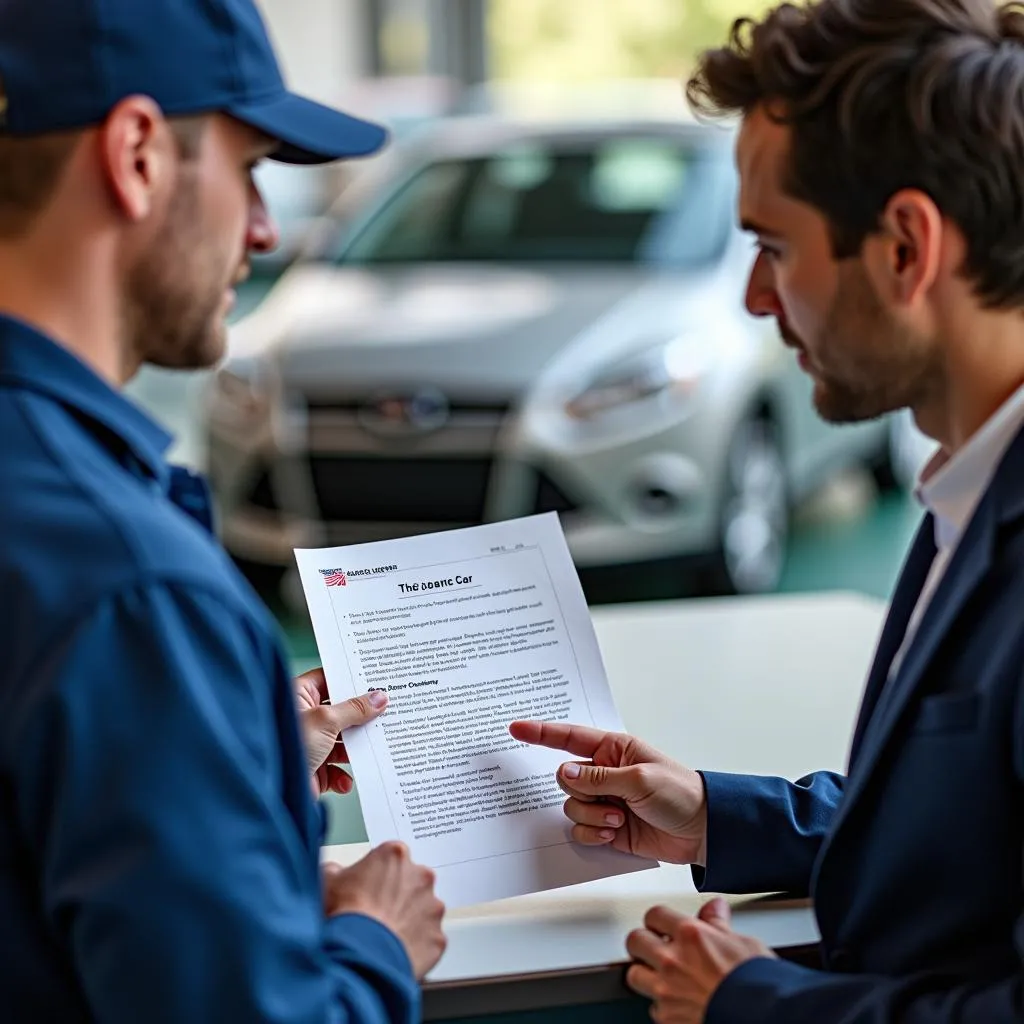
[0, 0, 389, 164]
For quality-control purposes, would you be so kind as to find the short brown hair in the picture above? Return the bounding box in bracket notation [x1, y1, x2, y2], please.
[687, 0, 1024, 308]
[0, 114, 207, 239]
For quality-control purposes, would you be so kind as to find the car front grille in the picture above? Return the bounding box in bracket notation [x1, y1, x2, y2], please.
[305, 397, 512, 418]
[309, 455, 494, 524]
[241, 457, 582, 524]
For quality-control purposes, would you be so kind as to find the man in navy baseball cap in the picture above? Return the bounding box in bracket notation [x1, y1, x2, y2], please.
[0, 2, 445, 1022]
[0, 0, 396, 377]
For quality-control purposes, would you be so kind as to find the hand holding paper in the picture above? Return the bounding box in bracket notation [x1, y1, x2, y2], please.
[294, 667, 389, 796]
[296, 513, 658, 908]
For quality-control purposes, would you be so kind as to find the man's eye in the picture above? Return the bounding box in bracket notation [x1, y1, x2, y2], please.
[754, 240, 781, 260]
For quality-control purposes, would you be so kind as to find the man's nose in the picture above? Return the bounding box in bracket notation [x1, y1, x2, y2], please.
[247, 190, 280, 256]
[745, 251, 782, 319]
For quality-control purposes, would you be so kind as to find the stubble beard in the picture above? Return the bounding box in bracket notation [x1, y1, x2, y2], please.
[809, 263, 938, 425]
[124, 167, 233, 373]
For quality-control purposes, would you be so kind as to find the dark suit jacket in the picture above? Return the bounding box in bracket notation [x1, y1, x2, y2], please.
[695, 424, 1024, 1023]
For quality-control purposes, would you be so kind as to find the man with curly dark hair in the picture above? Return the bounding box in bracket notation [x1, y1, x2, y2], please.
[515, 2, 1024, 1020]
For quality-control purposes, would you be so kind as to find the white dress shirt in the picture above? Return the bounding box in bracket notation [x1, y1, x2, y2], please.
[889, 382, 1024, 679]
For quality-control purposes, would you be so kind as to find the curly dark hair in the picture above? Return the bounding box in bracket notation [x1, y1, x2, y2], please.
[687, 0, 1024, 308]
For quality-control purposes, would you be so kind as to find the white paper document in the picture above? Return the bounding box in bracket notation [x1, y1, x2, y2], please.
[295, 512, 658, 908]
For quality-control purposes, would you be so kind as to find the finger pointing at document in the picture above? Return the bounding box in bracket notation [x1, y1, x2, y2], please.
[509, 720, 709, 866]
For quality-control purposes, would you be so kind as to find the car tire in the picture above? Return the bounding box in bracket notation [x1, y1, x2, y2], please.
[704, 414, 789, 596]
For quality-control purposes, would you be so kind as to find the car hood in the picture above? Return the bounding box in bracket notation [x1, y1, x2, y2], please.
[232, 263, 717, 400]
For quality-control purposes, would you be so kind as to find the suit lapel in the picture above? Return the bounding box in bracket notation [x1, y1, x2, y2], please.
[813, 420, 1024, 899]
[847, 515, 936, 765]
[853, 419, 1024, 768]
[818, 486, 998, 869]
[855, 498, 994, 771]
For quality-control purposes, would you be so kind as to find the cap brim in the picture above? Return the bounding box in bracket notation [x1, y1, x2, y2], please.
[229, 91, 389, 165]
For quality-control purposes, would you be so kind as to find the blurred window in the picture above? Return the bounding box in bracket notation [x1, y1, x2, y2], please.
[335, 135, 731, 266]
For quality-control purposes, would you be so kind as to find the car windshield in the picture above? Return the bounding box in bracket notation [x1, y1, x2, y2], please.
[332, 134, 732, 267]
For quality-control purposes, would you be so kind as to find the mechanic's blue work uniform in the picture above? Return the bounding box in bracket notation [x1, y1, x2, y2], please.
[0, 316, 417, 1022]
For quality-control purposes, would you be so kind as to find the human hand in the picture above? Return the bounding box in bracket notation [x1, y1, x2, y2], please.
[625, 898, 776, 1023]
[508, 721, 708, 865]
[322, 842, 446, 979]
[295, 668, 388, 796]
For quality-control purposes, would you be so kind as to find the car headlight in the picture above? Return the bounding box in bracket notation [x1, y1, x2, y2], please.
[209, 357, 272, 426]
[565, 336, 709, 421]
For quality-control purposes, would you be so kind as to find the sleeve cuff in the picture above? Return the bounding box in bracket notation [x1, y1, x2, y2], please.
[706, 956, 821, 1024]
[323, 912, 414, 978]
[323, 913, 420, 1024]
[696, 770, 821, 896]
[696, 770, 762, 893]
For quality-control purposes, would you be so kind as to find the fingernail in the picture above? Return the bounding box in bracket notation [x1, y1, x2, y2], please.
[562, 763, 581, 780]
[369, 690, 388, 709]
[604, 812, 623, 826]
[598, 829, 616, 841]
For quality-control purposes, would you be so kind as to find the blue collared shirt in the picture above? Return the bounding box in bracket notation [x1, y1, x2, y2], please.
[0, 316, 417, 1023]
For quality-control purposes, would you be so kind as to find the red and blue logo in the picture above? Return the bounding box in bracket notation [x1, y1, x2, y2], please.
[319, 568, 347, 587]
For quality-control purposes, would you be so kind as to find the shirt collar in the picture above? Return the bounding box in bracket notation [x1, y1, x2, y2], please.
[916, 380, 1024, 550]
[0, 313, 174, 487]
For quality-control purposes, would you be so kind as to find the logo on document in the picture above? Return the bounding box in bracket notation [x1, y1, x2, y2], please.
[319, 568, 348, 587]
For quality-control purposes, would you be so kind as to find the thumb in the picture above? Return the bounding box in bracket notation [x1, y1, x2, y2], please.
[321, 861, 344, 882]
[560, 760, 647, 801]
[698, 897, 732, 931]
[320, 690, 389, 735]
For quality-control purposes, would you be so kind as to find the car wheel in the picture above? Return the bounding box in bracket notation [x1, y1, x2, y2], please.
[706, 415, 789, 596]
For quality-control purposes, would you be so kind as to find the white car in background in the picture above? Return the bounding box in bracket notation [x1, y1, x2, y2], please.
[204, 115, 899, 601]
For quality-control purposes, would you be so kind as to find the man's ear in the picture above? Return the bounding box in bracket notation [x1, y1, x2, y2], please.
[867, 188, 944, 308]
[98, 96, 175, 223]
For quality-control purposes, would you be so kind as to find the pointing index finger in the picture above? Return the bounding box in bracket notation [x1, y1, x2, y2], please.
[509, 720, 610, 758]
